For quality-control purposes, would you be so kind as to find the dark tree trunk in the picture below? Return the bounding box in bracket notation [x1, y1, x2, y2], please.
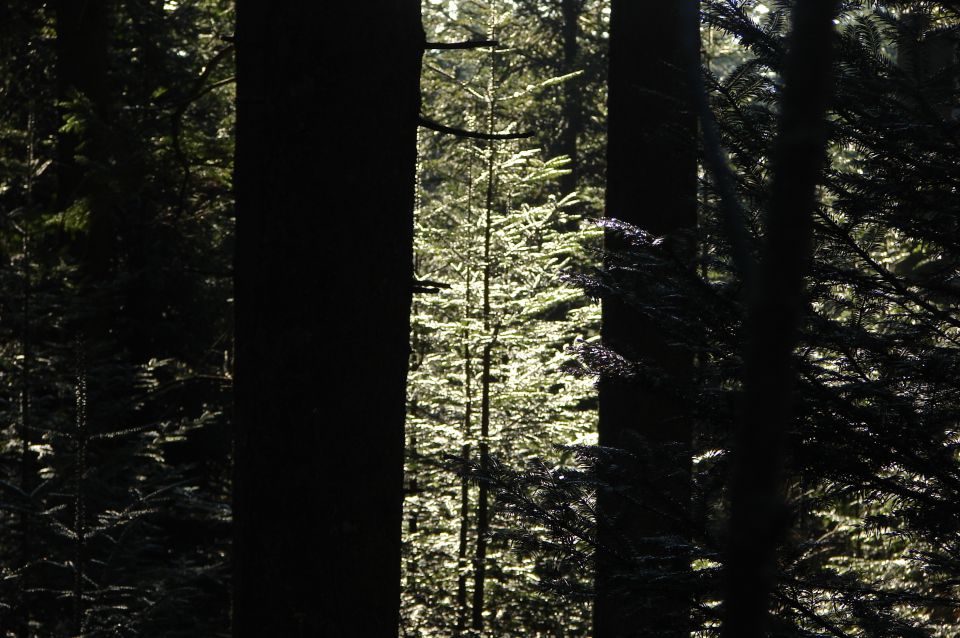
[455, 377, 472, 633]
[721, 3, 838, 637]
[456, 276, 474, 635]
[595, 3, 699, 637]
[471, 337, 491, 631]
[233, 2, 423, 636]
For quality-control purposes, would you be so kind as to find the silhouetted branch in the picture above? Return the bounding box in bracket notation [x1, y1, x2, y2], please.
[412, 279, 452, 294]
[419, 116, 534, 140]
[425, 39, 498, 50]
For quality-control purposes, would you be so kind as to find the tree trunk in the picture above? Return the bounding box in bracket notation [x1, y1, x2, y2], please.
[595, 3, 698, 637]
[232, 2, 423, 636]
[17, 228, 32, 638]
[455, 356, 472, 633]
[471, 61, 499, 629]
[456, 188, 476, 633]
[69, 344, 89, 637]
[558, 0, 582, 197]
[721, 3, 838, 637]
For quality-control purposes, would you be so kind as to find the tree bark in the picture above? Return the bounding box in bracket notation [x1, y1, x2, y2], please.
[595, 3, 699, 637]
[721, 3, 839, 637]
[233, 2, 423, 636]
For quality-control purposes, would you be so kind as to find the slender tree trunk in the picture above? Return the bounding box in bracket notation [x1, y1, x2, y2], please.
[721, 4, 838, 637]
[17, 228, 32, 638]
[233, 2, 423, 636]
[472, 55, 499, 628]
[73, 348, 88, 637]
[472, 337, 492, 631]
[558, 0, 582, 197]
[406, 421, 420, 587]
[456, 340, 473, 634]
[595, 3, 699, 637]
[456, 171, 476, 634]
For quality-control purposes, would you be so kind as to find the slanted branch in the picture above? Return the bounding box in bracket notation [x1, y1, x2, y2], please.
[425, 39, 498, 50]
[419, 116, 533, 141]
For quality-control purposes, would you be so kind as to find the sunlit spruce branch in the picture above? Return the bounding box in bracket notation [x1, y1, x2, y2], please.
[425, 39, 498, 50]
[419, 115, 534, 140]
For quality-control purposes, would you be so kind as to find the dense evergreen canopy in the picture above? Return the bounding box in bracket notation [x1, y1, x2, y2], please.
[0, 1, 957, 636]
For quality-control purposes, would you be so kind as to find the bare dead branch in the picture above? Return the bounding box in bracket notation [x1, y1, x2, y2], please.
[419, 116, 534, 140]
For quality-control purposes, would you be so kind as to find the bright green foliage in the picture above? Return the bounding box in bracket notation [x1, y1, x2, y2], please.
[403, 2, 599, 635]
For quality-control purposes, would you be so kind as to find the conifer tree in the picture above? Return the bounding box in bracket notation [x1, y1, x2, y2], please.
[495, 2, 960, 637]
[0, 1, 235, 634]
[233, 1, 422, 635]
[403, 2, 599, 635]
[721, 2, 839, 635]
[594, 2, 698, 636]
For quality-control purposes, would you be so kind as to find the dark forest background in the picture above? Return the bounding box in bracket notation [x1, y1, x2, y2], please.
[0, 1, 959, 637]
